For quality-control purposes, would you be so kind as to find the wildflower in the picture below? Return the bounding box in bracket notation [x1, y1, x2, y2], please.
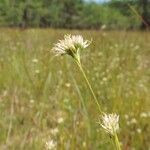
[35, 69, 40, 74]
[57, 117, 64, 124]
[30, 99, 34, 104]
[52, 34, 91, 61]
[134, 45, 140, 50]
[124, 114, 129, 120]
[50, 128, 59, 136]
[140, 112, 148, 118]
[130, 118, 137, 124]
[32, 58, 38, 63]
[100, 113, 119, 135]
[82, 141, 86, 147]
[127, 118, 137, 125]
[102, 77, 107, 82]
[136, 128, 142, 134]
[101, 24, 106, 30]
[65, 83, 71, 88]
[45, 139, 57, 150]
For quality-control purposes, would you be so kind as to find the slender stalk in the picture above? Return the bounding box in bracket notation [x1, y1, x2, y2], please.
[75, 59, 103, 114]
[6, 97, 14, 144]
[110, 136, 116, 150]
[128, 4, 150, 30]
[69, 69, 92, 138]
[114, 133, 121, 150]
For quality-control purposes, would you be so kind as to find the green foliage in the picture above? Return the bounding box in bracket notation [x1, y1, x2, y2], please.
[0, 0, 149, 29]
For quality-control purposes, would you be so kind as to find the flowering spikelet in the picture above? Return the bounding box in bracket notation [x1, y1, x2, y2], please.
[52, 34, 91, 58]
[100, 113, 119, 135]
[45, 139, 57, 150]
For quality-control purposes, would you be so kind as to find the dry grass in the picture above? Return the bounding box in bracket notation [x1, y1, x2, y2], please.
[0, 28, 150, 149]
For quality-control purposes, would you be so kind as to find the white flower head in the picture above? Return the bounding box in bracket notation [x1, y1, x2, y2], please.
[57, 117, 64, 124]
[45, 139, 57, 150]
[32, 58, 38, 63]
[52, 34, 91, 59]
[50, 128, 59, 135]
[140, 112, 148, 118]
[100, 113, 119, 135]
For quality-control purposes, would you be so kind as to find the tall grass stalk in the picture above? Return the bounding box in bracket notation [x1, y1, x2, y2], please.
[74, 52, 121, 150]
[114, 133, 121, 150]
[128, 4, 150, 30]
[69, 69, 92, 138]
[75, 58, 121, 150]
[75, 58, 103, 114]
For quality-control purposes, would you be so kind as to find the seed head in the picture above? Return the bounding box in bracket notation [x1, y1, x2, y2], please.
[45, 139, 57, 150]
[52, 34, 91, 59]
[100, 113, 119, 135]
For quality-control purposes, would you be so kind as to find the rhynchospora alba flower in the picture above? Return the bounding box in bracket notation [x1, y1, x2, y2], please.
[45, 139, 57, 150]
[52, 34, 91, 61]
[100, 113, 119, 135]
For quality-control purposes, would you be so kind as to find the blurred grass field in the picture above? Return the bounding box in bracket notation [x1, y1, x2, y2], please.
[0, 28, 150, 150]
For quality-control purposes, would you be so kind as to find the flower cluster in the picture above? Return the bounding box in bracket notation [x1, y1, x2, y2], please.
[52, 34, 91, 59]
[45, 139, 57, 150]
[100, 113, 119, 135]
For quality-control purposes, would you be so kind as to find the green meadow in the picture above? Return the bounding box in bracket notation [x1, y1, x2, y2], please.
[0, 29, 150, 150]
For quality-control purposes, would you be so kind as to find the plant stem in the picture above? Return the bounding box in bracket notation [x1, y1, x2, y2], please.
[69, 69, 92, 138]
[114, 133, 121, 150]
[110, 136, 116, 150]
[75, 60, 103, 114]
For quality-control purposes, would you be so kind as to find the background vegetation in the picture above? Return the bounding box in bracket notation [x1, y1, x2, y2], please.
[0, 0, 150, 149]
[0, 0, 150, 29]
[0, 29, 150, 149]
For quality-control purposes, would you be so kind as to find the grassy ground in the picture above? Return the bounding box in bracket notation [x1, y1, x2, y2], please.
[0, 28, 150, 150]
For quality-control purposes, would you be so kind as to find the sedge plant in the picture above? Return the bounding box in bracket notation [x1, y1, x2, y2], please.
[52, 34, 121, 150]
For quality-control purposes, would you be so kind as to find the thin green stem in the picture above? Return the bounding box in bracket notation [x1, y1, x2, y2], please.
[69, 70, 92, 138]
[114, 133, 121, 150]
[75, 60, 103, 114]
[110, 136, 116, 150]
